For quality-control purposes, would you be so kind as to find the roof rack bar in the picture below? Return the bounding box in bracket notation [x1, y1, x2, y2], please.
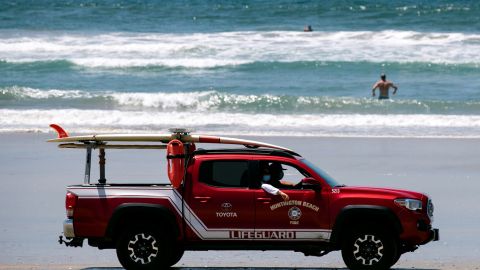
[98, 148, 106, 184]
[84, 144, 92, 185]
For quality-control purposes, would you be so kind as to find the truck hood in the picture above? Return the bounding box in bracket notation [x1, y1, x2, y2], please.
[338, 186, 425, 200]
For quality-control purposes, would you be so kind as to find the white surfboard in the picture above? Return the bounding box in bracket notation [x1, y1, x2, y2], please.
[48, 124, 297, 154]
[183, 135, 296, 153]
[47, 134, 175, 143]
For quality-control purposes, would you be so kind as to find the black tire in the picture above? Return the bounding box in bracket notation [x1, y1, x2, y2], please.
[391, 244, 402, 267]
[116, 225, 176, 270]
[169, 243, 185, 266]
[341, 227, 398, 270]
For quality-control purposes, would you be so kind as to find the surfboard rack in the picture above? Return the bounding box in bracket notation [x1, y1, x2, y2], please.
[70, 141, 169, 185]
[84, 143, 94, 185]
[48, 124, 300, 185]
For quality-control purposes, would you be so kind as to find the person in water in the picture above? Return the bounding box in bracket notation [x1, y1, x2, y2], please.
[372, 73, 398, 99]
[303, 25, 313, 32]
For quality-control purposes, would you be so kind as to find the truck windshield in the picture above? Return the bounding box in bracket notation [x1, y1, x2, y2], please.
[300, 159, 341, 188]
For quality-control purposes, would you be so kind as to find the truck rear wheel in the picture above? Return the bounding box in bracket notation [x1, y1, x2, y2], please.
[116, 225, 176, 270]
[341, 228, 397, 270]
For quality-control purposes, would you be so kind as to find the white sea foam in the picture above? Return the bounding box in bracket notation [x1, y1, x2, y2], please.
[2, 109, 480, 138]
[0, 86, 92, 99]
[110, 91, 218, 110]
[0, 87, 218, 109]
[1, 30, 480, 68]
[3, 87, 480, 115]
[0, 87, 225, 110]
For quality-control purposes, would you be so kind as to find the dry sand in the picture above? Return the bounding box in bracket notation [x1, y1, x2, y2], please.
[1, 133, 479, 269]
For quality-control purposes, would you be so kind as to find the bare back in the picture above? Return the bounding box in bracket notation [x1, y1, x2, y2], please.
[372, 80, 398, 98]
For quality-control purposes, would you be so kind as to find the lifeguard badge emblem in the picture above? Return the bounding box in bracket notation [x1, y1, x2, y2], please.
[288, 207, 302, 225]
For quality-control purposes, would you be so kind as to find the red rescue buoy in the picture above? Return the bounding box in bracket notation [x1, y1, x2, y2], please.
[167, 139, 185, 188]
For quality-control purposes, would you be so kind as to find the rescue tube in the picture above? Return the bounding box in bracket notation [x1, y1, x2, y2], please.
[167, 139, 185, 188]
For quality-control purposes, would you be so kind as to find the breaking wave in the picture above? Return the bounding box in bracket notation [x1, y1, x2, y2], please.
[2, 86, 480, 115]
[2, 30, 480, 68]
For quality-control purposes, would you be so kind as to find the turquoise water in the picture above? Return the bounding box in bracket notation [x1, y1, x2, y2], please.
[1, 0, 480, 137]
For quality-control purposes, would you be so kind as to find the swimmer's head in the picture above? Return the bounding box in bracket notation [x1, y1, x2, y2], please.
[304, 25, 313, 32]
[380, 73, 386, 80]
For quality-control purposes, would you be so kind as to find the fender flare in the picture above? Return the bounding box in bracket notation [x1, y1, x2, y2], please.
[329, 205, 402, 248]
[105, 203, 180, 240]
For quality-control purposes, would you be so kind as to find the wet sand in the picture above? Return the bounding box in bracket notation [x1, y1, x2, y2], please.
[0, 133, 479, 269]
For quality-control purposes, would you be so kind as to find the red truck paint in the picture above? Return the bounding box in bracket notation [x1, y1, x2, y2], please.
[58, 148, 438, 270]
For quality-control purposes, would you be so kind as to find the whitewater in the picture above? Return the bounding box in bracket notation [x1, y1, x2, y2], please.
[2, 1, 480, 138]
[1, 30, 480, 68]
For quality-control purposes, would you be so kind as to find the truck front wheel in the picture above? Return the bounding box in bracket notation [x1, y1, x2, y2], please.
[116, 225, 176, 270]
[341, 228, 398, 270]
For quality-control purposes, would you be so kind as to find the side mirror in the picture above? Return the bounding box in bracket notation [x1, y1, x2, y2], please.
[301, 177, 321, 191]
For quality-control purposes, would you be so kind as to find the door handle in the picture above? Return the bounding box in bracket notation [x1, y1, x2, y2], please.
[256, 197, 272, 203]
[194, 196, 211, 203]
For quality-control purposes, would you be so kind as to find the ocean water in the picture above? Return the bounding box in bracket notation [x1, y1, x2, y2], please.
[1, 0, 480, 137]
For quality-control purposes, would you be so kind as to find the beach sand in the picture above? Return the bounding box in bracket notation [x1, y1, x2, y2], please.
[0, 133, 479, 269]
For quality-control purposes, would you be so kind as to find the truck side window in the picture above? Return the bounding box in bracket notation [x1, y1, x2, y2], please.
[257, 161, 310, 189]
[281, 163, 309, 186]
[199, 160, 249, 188]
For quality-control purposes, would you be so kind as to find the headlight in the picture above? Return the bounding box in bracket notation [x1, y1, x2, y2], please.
[427, 199, 434, 217]
[394, 198, 422, 211]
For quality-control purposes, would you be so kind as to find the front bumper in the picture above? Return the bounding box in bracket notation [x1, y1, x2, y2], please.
[63, 219, 75, 238]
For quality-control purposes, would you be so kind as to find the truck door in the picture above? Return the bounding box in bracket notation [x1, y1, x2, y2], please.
[185, 158, 255, 241]
[253, 160, 330, 242]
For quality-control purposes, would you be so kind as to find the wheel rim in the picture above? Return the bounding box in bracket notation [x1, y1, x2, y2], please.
[353, 234, 384, 266]
[127, 233, 159, 265]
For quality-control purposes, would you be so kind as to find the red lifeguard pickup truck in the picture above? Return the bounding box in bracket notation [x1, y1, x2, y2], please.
[50, 126, 438, 270]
